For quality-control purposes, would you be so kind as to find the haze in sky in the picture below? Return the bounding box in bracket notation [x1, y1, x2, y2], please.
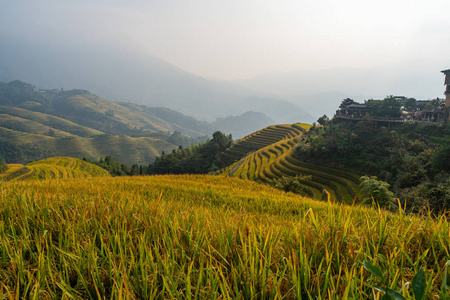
[2, 0, 449, 80]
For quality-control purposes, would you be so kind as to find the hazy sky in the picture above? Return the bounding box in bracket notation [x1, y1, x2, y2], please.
[2, 0, 450, 79]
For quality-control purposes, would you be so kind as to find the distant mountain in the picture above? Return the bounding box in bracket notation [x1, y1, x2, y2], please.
[232, 62, 446, 119]
[212, 111, 276, 140]
[0, 36, 312, 124]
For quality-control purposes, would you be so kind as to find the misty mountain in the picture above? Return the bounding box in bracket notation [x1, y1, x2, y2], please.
[0, 36, 311, 124]
[212, 111, 275, 140]
[232, 62, 446, 118]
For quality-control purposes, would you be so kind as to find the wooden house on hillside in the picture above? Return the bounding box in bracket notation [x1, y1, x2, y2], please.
[337, 98, 371, 117]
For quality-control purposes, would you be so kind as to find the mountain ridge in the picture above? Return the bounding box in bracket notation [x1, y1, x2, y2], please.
[0, 36, 313, 123]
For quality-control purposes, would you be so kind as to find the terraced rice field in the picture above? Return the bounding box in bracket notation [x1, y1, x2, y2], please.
[222, 124, 362, 204]
[0, 157, 110, 181]
[0, 175, 448, 298]
[218, 123, 311, 170]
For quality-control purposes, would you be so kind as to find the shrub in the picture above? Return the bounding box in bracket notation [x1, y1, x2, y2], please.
[360, 175, 396, 208]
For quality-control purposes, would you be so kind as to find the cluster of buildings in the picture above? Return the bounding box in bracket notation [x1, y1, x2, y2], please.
[336, 70, 450, 123]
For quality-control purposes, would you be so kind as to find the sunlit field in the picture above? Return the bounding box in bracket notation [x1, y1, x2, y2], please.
[0, 175, 448, 299]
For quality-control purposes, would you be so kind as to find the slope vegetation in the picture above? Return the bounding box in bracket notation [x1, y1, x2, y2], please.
[0, 175, 446, 298]
[218, 123, 308, 167]
[0, 126, 176, 165]
[0, 156, 110, 181]
[0, 105, 102, 137]
[220, 123, 362, 203]
[0, 81, 212, 164]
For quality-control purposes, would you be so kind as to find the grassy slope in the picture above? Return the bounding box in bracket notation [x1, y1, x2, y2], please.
[221, 124, 362, 204]
[0, 175, 447, 298]
[0, 156, 110, 181]
[0, 126, 176, 165]
[0, 114, 75, 138]
[218, 123, 308, 168]
[0, 105, 102, 137]
[0, 92, 205, 164]
[63, 94, 205, 137]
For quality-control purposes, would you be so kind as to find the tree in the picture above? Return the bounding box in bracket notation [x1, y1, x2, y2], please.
[404, 98, 417, 112]
[360, 176, 395, 208]
[317, 114, 329, 125]
[269, 175, 312, 194]
[203, 131, 232, 158]
[367, 96, 402, 118]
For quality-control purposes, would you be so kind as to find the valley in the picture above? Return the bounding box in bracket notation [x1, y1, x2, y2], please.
[2, 1, 450, 298]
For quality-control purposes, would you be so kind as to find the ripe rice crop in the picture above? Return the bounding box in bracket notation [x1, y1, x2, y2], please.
[0, 175, 448, 298]
[1, 157, 110, 181]
[223, 128, 362, 204]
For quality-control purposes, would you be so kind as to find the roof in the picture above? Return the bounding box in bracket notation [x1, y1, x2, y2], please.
[340, 103, 371, 110]
[441, 69, 450, 74]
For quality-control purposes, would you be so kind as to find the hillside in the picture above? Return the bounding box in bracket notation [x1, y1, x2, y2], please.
[0, 81, 211, 164]
[0, 175, 447, 298]
[293, 119, 450, 212]
[0, 35, 313, 123]
[218, 123, 362, 204]
[0, 80, 290, 165]
[217, 123, 306, 167]
[0, 81, 208, 137]
[0, 156, 110, 181]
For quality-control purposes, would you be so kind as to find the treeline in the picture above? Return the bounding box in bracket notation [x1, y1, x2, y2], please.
[296, 119, 450, 212]
[87, 131, 233, 176]
[83, 156, 144, 176]
[148, 131, 233, 174]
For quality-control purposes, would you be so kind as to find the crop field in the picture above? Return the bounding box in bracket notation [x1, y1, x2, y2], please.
[0, 157, 110, 181]
[217, 124, 311, 169]
[222, 124, 362, 204]
[0, 175, 448, 298]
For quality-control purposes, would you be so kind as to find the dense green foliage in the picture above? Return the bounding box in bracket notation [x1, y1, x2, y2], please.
[0, 162, 6, 173]
[85, 156, 136, 176]
[296, 119, 450, 212]
[268, 175, 312, 194]
[148, 131, 233, 174]
[0, 139, 53, 164]
[366, 96, 402, 118]
[359, 175, 396, 207]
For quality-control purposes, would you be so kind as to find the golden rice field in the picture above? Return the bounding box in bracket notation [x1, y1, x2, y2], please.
[0, 175, 448, 299]
[0, 157, 110, 181]
[218, 124, 309, 168]
[221, 125, 362, 204]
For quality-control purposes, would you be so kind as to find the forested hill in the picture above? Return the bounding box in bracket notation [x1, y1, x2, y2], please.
[0, 80, 282, 164]
[0, 80, 209, 164]
[0, 80, 208, 137]
[294, 119, 450, 212]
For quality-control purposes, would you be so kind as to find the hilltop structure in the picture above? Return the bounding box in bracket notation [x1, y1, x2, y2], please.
[336, 97, 445, 124]
[441, 69, 450, 119]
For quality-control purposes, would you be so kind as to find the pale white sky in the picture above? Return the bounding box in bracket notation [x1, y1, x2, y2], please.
[2, 0, 450, 79]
